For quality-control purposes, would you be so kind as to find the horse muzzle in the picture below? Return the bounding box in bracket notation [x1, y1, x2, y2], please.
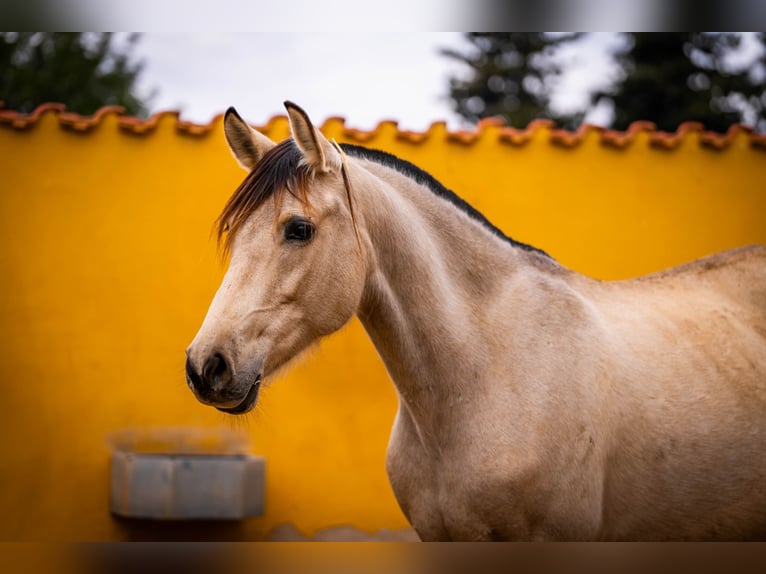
[185, 352, 262, 415]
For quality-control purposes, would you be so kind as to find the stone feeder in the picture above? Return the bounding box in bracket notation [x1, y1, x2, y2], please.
[107, 427, 265, 520]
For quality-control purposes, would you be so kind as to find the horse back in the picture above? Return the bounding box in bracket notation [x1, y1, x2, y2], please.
[588, 245, 766, 539]
[637, 244, 766, 316]
[604, 244, 766, 399]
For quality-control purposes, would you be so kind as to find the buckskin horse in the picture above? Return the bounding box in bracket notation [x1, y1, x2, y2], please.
[186, 102, 766, 540]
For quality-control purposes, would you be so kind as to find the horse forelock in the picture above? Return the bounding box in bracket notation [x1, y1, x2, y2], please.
[216, 138, 310, 256]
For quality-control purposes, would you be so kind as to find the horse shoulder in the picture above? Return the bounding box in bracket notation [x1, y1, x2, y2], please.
[429, 267, 613, 539]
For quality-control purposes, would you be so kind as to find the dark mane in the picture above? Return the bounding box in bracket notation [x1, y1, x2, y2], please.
[217, 138, 550, 259]
[340, 144, 550, 258]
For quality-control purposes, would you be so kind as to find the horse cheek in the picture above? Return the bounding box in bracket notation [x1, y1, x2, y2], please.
[309, 253, 365, 336]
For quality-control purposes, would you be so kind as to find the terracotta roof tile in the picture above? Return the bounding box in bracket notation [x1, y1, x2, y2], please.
[0, 102, 67, 129]
[117, 110, 180, 134]
[498, 119, 555, 146]
[1, 103, 764, 152]
[649, 122, 706, 149]
[58, 105, 126, 131]
[550, 123, 606, 147]
[339, 119, 399, 143]
[751, 134, 766, 150]
[600, 121, 657, 148]
[698, 123, 754, 150]
[395, 128, 429, 144]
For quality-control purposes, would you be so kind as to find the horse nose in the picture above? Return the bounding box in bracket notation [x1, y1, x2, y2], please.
[202, 352, 233, 391]
[186, 352, 233, 395]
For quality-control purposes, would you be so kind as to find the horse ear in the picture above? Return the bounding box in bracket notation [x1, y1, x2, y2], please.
[223, 107, 276, 171]
[284, 101, 341, 173]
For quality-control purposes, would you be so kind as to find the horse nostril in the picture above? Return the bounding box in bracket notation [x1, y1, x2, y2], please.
[186, 356, 203, 390]
[202, 352, 232, 391]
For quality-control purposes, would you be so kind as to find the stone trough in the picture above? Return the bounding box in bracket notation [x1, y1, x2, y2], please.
[107, 427, 265, 520]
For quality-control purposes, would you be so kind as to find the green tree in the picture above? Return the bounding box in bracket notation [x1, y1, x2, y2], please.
[598, 33, 765, 133]
[0, 32, 152, 116]
[443, 33, 765, 133]
[442, 33, 580, 128]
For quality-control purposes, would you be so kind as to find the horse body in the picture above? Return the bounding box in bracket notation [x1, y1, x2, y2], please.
[351, 156, 766, 540]
[186, 103, 766, 540]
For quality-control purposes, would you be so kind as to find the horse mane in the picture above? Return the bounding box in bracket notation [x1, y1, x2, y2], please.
[217, 138, 550, 259]
[340, 144, 550, 258]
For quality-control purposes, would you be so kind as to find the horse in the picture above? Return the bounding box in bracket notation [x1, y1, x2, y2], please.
[186, 102, 766, 541]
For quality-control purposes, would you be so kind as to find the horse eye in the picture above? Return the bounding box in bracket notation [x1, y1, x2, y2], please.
[284, 217, 315, 242]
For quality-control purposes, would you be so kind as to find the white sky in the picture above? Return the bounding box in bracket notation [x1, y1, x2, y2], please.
[133, 33, 472, 131]
[132, 33, 763, 132]
[133, 33, 625, 131]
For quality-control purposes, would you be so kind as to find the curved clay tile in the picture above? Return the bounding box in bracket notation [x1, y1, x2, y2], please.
[750, 132, 766, 150]
[477, 117, 506, 129]
[117, 110, 180, 135]
[498, 119, 555, 146]
[646, 122, 704, 150]
[177, 113, 223, 137]
[600, 121, 657, 149]
[395, 128, 430, 144]
[450, 117, 507, 144]
[0, 102, 66, 129]
[698, 123, 752, 150]
[393, 120, 449, 144]
[340, 120, 398, 143]
[0, 103, 763, 153]
[550, 123, 606, 148]
[59, 105, 126, 131]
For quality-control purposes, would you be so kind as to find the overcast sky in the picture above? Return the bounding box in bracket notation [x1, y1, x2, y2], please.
[132, 33, 628, 131]
[131, 33, 763, 132]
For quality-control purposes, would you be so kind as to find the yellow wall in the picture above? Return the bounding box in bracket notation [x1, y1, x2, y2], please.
[0, 107, 764, 541]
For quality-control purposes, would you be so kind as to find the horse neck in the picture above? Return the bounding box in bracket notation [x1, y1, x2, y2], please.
[351, 160, 542, 439]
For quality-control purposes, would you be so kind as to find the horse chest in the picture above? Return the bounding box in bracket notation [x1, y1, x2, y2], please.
[384, 411, 514, 541]
[384, 404, 605, 540]
[385, 437, 536, 540]
[385, 443, 464, 540]
[383, 414, 451, 538]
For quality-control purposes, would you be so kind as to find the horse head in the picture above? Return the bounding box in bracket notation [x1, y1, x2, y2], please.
[185, 103, 367, 414]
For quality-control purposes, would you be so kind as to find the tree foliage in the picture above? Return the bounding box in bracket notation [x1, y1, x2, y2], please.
[443, 33, 766, 133]
[0, 32, 152, 116]
[602, 33, 765, 133]
[442, 33, 579, 128]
